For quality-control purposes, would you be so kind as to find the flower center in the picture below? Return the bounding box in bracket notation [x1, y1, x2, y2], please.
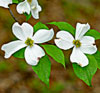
[31, 5, 36, 9]
[25, 38, 34, 47]
[73, 40, 81, 48]
[27, 0, 32, 4]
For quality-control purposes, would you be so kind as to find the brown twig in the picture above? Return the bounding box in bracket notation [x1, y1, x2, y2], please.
[8, 5, 18, 22]
[8, 5, 55, 45]
[45, 42, 55, 45]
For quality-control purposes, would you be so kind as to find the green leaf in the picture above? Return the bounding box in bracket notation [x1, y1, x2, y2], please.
[13, 48, 25, 58]
[12, 0, 19, 3]
[93, 51, 100, 69]
[34, 22, 49, 32]
[49, 22, 75, 35]
[24, 13, 32, 21]
[72, 55, 97, 86]
[42, 45, 65, 67]
[12, 0, 23, 3]
[32, 55, 51, 86]
[18, 0, 24, 2]
[86, 29, 100, 40]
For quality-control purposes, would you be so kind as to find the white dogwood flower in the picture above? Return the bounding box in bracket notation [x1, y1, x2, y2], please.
[55, 23, 97, 67]
[17, 0, 42, 19]
[1, 22, 54, 66]
[0, 0, 12, 8]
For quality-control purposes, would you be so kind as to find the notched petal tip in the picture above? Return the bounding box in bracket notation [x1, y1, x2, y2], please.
[31, 60, 39, 66]
[1, 40, 26, 59]
[12, 22, 33, 41]
[17, 1, 30, 15]
[75, 22, 91, 40]
[38, 5, 42, 11]
[78, 62, 89, 67]
[92, 45, 97, 54]
[76, 22, 90, 28]
[37, 57, 41, 61]
[1, 45, 10, 59]
[1, 45, 4, 51]
[54, 39, 66, 50]
[4, 54, 10, 59]
[86, 23, 90, 29]
[32, 56, 44, 66]
[50, 28, 54, 37]
[50, 28, 54, 31]
[12, 22, 20, 30]
[54, 39, 60, 44]
[70, 47, 89, 67]
[34, 16, 39, 19]
[25, 45, 45, 66]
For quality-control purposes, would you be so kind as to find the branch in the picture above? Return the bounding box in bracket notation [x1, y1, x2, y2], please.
[8, 6, 18, 22]
[8, 5, 55, 45]
[44, 42, 55, 45]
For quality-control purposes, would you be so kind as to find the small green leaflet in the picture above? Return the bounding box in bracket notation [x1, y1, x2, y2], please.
[12, 0, 19, 3]
[24, 13, 32, 21]
[12, 0, 23, 3]
[34, 22, 49, 32]
[42, 45, 65, 67]
[93, 50, 100, 69]
[49, 22, 100, 40]
[13, 48, 25, 58]
[72, 55, 97, 86]
[32, 55, 51, 86]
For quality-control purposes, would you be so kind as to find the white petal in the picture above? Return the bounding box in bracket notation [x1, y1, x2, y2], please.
[70, 47, 89, 67]
[30, 0, 38, 6]
[30, 0, 42, 19]
[55, 39, 73, 50]
[80, 45, 97, 54]
[37, 5, 42, 11]
[1, 40, 26, 58]
[0, 0, 12, 8]
[12, 22, 33, 41]
[17, 1, 31, 15]
[80, 36, 95, 45]
[29, 0, 41, 19]
[31, 5, 42, 19]
[56, 31, 74, 42]
[75, 23, 90, 40]
[25, 44, 45, 66]
[33, 29, 54, 43]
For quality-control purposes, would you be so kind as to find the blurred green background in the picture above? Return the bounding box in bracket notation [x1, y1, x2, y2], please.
[0, 0, 100, 93]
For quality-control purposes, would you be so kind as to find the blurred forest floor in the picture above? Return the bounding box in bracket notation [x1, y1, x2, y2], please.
[0, 0, 100, 93]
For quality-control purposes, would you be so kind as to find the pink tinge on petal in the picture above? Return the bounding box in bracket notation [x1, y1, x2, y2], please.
[25, 44, 45, 66]
[70, 47, 89, 67]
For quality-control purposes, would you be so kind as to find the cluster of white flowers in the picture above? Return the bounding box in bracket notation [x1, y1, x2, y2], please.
[1, 22, 97, 67]
[0, 0, 97, 67]
[0, 0, 42, 19]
